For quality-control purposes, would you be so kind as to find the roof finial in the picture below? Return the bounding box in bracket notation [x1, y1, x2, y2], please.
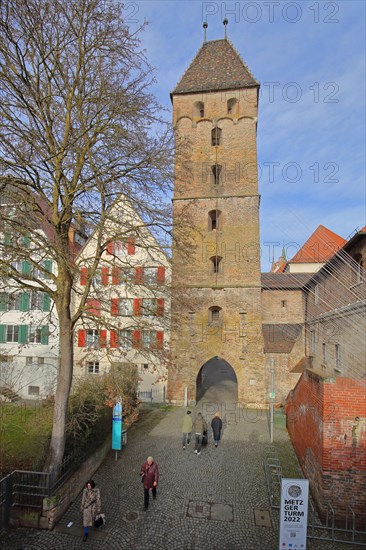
[203, 21, 208, 43]
[223, 18, 228, 39]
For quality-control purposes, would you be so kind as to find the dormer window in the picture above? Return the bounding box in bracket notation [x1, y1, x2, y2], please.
[211, 165, 222, 185]
[211, 127, 222, 146]
[193, 101, 204, 118]
[227, 98, 237, 114]
[208, 210, 221, 231]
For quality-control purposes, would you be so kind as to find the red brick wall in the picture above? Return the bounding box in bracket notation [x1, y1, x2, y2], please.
[286, 371, 366, 526]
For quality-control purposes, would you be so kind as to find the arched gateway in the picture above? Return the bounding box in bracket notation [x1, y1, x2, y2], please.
[196, 357, 237, 403]
[168, 33, 266, 406]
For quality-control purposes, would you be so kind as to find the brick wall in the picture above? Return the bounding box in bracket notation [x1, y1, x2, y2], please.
[286, 371, 366, 526]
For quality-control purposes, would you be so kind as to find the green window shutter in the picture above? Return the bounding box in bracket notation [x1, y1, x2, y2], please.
[42, 293, 50, 312]
[4, 234, 12, 246]
[0, 325, 5, 343]
[0, 293, 7, 312]
[22, 261, 31, 275]
[20, 292, 30, 312]
[41, 325, 49, 345]
[23, 236, 30, 248]
[44, 260, 52, 278]
[19, 325, 28, 344]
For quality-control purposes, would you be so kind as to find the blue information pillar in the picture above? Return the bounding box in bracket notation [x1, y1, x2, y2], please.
[112, 401, 123, 457]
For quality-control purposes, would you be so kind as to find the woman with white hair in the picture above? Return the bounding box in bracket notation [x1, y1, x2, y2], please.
[140, 456, 159, 510]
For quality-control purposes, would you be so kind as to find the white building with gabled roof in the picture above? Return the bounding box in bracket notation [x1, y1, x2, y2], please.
[73, 194, 171, 397]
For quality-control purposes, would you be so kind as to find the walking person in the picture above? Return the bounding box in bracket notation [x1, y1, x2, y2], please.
[182, 410, 192, 449]
[140, 456, 159, 510]
[211, 411, 223, 447]
[81, 479, 101, 542]
[193, 412, 207, 456]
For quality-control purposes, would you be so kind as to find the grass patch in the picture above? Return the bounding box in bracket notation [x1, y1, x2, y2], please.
[0, 402, 53, 476]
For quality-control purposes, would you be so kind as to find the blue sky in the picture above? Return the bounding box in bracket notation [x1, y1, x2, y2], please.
[125, 0, 365, 271]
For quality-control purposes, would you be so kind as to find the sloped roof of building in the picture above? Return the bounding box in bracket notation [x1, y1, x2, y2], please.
[288, 225, 346, 264]
[263, 324, 302, 353]
[172, 39, 259, 96]
[261, 272, 311, 290]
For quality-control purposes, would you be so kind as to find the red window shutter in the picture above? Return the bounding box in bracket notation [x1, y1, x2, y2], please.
[157, 266, 165, 284]
[78, 329, 86, 347]
[86, 299, 101, 317]
[156, 331, 164, 350]
[110, 330, 118, 349]
[132, 330, 141, 349]
[112, 266, 121, 285]
[80, 267, 88, 285]
[111, 298, 119, 316]
[133, 298, 142, 316]
[157, 298, 164, 317]
[106, 241, 114, 255]
[134, 267, 143, 285]
[102, 267, 109, 285]
[127, 236, 135, 255]
[100, 329, 107, 348]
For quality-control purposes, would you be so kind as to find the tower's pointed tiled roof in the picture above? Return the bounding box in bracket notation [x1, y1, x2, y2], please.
[172, 39, 259, 95]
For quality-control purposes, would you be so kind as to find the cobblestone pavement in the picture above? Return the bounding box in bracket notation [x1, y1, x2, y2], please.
[1, 383, 360, 549]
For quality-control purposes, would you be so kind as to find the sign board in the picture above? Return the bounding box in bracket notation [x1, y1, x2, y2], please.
[112, 401, 122, 451]
[279, 478, 309, 550]
[269, 392, 275, 399]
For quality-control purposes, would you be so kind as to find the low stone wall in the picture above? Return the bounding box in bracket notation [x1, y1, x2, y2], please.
[40, 436, 112, 530]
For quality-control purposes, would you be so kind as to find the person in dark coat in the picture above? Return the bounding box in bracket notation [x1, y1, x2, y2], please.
[140, 456, 159, 510]
[211, 412, 223, 447]
[81, 479, 101, 541]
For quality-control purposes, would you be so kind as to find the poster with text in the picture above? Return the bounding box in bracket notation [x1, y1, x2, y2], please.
[279, 478, 309, 550]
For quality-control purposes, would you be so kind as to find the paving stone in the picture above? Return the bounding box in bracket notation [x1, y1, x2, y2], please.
[0, 396, 352, 549]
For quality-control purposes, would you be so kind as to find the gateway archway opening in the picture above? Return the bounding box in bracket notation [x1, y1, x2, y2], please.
[196, 357, 237, 403]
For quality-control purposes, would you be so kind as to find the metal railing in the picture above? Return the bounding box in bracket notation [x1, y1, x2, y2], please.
[263, 444, 282, 508]
[138, 386, 166, 403]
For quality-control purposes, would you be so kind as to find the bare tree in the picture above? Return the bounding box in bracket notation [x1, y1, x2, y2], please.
[0, 0, 173, 479]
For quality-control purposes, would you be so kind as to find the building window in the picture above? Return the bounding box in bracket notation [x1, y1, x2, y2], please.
[211, 127, 222, 146]
[8, 293, 21, 310]
[28, 385, 40, 396]
[208, 210, 221, 231]
[310, 329, 316, 355]
[92, 270, 102, 288]
[38, 357, 45, 366]
[28, 326, 42, 344]
[281, 300, 287, 308]
[352, 253, 363, 284]
[210, 256, 222, 274]
[144, 267, 159, 285]
[335, 344, 341, 371]
[87, 361, 100, 374]
[119, 329, 132, 350]
[211, 165, 222, 185]
[209, 306, 221, 324]
[227, 98, 237, 114]
[6, 325, 19, 343]
[26, 356, 33, 365]
[86, 329, 99, 348]
[143, 298, 156, 317]
[314, 284, 319, 304]
[119, 298, 133, 316]
[193, 101, 204, 118]
[322, 343, 327, 365]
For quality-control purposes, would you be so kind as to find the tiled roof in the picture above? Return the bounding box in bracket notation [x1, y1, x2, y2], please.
[172, 39, 259, 95]
[261, 272, 311, 290]
[289, 225, 346, 264]
[262, 324, 302, 353]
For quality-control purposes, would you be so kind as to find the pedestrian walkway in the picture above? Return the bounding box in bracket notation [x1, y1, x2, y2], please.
[1, 395, 350, 549]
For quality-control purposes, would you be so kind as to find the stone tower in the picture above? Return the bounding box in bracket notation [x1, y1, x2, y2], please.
[168, 32, 265, 406]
